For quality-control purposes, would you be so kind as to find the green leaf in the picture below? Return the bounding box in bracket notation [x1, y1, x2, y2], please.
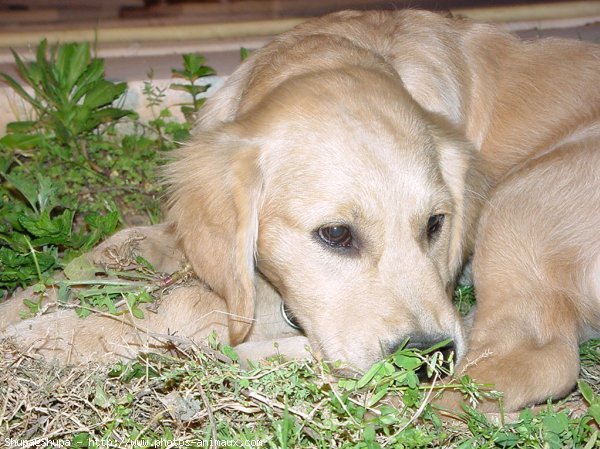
[169, 83, 209, 96]
[35, 38, 48, 63]
[57, 42, 90, 92]
[71, 58, 105, 103]
[10, 46, 45, 99]
[363, 425, 381, 449]
[79, 107, 135, 134]
[71, 433, 92, 449]
[455, 439, 477, 449]
[172, 55, 215, 81]
[182, 53, 205, 74]
[406, 371, 419, 389]
[193, 66, 215, 77]
[134, 255, 154, 272]
[6, 120, 38, 134]
[75, 298, 92, 318]
[1, 228, 29, 251]
[170, 69, 190, 79]
[126, 290, 153, 319]
[92, 295, 119, 314]
[493, 431, 519, 447]
[543, 412, 569, 435]
[0, 246, 57, 287]
[23, 297, 43, 314]
[193, 97, 207, 109]
[356, 361, 385, 389]
[221, 345, 239, 362]
[3, 171, 40, 213]
[579, 380, 596, 404]
[543, 432, 562, 449]
[589, 404, 600, 427]
[338, 378, 357, 391]
[57, 282, 71, 303]
[94, 381, 112, 408]
[180, 105, 196, 117]
[81, 211, 119, 251]
[420, 338, 454, 355]
[64, 254, 99, 280]
[583, 431, 598, 449]
[393, 352, 422, 370]
[19, 209, 74, 246]
[83, 80, 127, 110]
[0, 133, 45, 150]
[91, 106, 136, 123]
[35, 174, 58, 213]
[169, 82, 192, 93]
[130, 304, 144, 319]
[77, 285, 135, 299]
[518, 407, 534, 422]
[55, 42, 75, 88]
[402, 384, 419, 406]
[240, 47, 251, 61]
[0, 72, 42, 110]
[367, 385, 389, 407]
[36, 39, 63, 105]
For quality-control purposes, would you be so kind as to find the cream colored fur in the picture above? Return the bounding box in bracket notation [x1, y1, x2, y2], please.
[1, 10, 598, 411]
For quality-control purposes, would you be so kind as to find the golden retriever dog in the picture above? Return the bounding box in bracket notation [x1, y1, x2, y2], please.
[1, 10, 599, 412]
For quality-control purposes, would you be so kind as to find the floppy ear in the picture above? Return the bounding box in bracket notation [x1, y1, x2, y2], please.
[165, 127, 262, 345]
[434, 129, 488, 281]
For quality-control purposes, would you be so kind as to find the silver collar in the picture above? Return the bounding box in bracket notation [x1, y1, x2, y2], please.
[280, 301, 302, 331]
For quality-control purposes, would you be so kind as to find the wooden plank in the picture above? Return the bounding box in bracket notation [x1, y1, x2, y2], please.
[1, 0, 143, 8]
[0, 18, 306, 48]
[122, 0, 420, 22]
[121, 0, 575, 23]
[1, 1, 598, 45]
[0, 9, 60, 25]
[0, 8, 122, 26]
[456, 1, 600, 22]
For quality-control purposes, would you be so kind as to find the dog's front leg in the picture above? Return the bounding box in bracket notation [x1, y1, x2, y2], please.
[2, 284, 230, 364]
[441, 148, 599, 412]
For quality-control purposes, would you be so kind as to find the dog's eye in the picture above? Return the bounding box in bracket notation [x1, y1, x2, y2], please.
[318, 225, 353, 247]
[426, 214, 445, 240]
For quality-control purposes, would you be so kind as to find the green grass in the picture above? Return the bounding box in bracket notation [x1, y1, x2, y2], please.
[0, 42, 214, 296]
[3, 335, 600, 448]
[1, 39, 600, 448]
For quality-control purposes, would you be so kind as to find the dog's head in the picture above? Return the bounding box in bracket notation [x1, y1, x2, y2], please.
[166, 64, 484, 371]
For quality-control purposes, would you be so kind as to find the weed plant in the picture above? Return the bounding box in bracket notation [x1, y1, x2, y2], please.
[0, 41, 210, 296]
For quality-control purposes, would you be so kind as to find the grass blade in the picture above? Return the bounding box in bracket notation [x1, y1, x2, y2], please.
[0, 72, 42, 110]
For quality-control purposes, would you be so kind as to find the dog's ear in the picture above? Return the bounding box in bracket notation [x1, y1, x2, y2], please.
[165, 128, 262, 345]
[434, 129, 488, 280]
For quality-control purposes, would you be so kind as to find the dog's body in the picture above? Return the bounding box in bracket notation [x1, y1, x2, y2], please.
[1, 10, 598, 411]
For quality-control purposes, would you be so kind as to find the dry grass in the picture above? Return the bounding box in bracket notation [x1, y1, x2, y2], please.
[0, 336, 451, 447]
[2, 333, 599, 448]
